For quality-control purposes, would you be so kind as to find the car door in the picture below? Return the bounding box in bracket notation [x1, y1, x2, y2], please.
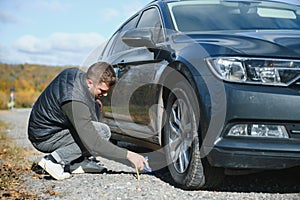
[100, 7, 167, 143]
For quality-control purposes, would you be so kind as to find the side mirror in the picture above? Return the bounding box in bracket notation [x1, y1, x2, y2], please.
[122, 28, 156, 48]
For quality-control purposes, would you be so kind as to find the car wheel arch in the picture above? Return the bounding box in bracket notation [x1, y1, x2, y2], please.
[157, 62, 224, 189]
[157, 61, 210, 145]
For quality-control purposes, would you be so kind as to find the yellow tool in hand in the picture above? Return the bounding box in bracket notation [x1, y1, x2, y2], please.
[135, 165, 140, 181]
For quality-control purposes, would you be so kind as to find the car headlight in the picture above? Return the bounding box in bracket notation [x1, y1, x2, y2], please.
[206, 57, 300, 86]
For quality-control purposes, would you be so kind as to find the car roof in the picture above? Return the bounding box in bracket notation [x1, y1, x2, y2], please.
[151, 0, 300, 5]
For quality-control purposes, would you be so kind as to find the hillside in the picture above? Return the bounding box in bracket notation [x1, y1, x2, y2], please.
[0, 63, 77, 109]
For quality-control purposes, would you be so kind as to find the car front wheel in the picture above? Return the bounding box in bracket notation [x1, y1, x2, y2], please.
[164, 81, 223, 190]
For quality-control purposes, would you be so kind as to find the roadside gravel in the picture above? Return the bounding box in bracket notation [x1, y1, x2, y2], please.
[0, 109, 299, 200]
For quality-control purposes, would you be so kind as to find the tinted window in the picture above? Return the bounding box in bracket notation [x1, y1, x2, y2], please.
[168, 0, 300, 32]
[101, 33, 117, 58]
[137, 7, 164, 43]
[111, 15, 139, 54]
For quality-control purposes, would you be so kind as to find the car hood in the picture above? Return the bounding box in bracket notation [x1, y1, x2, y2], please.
[173, 30, 300, 59]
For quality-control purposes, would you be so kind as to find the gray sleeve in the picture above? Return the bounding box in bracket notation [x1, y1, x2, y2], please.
[61, 101, 128, 160]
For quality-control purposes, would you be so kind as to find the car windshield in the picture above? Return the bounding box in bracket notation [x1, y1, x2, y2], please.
[167, 0, 300, 32]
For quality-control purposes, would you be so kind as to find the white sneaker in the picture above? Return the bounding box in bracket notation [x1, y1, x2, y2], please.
[38, 156, 71, 180]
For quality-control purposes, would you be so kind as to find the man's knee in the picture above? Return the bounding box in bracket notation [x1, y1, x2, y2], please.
[91, 121, 111, 141]
[100, 123, 111, 140]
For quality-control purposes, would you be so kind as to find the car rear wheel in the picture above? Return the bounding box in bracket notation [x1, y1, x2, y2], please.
[164, 81, 223, 190]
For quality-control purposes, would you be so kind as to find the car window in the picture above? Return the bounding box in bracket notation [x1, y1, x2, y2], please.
[167, 0, 300, 32]
[101, 33, 117, 59]
[137, 7, 164, 43]
[111, 15, 139, 55]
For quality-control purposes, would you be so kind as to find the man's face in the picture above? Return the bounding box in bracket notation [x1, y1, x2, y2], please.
[87, 80, 110, 99]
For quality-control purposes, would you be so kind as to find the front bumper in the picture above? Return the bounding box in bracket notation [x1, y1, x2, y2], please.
[209, 138, 300, 169]
[207, 83, 300, 169]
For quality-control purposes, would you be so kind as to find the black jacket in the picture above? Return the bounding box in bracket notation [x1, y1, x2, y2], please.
[28, 67, 128, 160]
[28, 68, 99, 142]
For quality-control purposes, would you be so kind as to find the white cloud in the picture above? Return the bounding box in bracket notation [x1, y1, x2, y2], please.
[1, 32, 107, 66]
[15, 35, 49, 53]
[49, 32, 105, 52]
[15, 32, 105, 53]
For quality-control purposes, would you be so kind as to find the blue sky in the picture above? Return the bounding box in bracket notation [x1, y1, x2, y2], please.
[0, 0, 151, 66]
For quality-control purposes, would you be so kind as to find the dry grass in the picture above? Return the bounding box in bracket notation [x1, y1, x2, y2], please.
[0, 120, 38, 199]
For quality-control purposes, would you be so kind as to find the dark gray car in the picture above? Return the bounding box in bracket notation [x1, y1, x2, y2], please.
[99, 0, 300, 189]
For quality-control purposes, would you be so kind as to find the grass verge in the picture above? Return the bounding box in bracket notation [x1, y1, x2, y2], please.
[0, 120, 38, 199]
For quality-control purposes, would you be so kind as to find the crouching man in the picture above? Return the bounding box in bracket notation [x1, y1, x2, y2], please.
[28, 62, 148, 180]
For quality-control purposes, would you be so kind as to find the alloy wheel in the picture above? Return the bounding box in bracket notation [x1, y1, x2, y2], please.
[168, 98, 195, 173]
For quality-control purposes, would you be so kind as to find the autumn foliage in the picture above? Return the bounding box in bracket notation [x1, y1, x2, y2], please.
[0, 63, 76, 109]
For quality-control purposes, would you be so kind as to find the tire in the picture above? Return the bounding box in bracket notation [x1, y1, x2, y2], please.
[163, 81, 224, 190]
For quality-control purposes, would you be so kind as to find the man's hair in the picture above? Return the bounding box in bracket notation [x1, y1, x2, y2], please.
[86, 62, 116, 86]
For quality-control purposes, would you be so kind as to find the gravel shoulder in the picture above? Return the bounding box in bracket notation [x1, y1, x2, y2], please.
[0, 109, 299, 200]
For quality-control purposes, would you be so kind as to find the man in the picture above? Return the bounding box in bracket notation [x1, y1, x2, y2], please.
[28, 62, 148, 180]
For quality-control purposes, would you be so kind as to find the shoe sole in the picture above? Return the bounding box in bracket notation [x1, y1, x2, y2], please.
[71, 166, 85, 174]
[38, 158, 71, 180]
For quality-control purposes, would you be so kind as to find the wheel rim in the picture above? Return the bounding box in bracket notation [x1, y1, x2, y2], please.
[168, 98, 195, 173]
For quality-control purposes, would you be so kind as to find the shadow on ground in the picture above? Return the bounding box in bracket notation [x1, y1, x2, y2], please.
[119, 141, 300, 193]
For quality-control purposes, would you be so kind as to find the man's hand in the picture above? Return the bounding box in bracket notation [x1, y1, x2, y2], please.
[126, 151, 149, 171]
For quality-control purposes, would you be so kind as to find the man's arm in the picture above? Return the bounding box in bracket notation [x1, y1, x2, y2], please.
[61, 101, 128, 160]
